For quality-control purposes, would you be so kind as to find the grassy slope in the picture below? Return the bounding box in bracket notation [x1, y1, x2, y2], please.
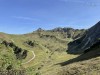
[0, 31, 78, 75]
[51, 46, 100, 75]
[1, 30, 99, 75]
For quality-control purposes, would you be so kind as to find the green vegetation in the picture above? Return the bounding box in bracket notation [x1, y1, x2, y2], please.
[0, 30, 79, 75]
[0, 28, 99, 75]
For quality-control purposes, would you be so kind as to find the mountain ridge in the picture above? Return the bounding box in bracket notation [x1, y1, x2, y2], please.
[67, 21, 100, 54]
[0, 22, 100, 75]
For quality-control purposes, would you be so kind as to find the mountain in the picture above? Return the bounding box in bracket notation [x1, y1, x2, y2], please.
[51, 27, 85, 39]
[0, 28, 84, 75]
[53, 38, 100, 75]
[0, 23, 100, 75]
[67, 21, 100, 54]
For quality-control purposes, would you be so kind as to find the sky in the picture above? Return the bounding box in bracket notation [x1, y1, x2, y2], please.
[0, 0, 100, 34]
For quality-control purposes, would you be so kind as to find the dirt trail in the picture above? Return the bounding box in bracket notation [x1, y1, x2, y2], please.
[22, 51, 35, 64]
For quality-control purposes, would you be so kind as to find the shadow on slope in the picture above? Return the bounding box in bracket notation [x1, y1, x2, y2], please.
[67, 21, 100, 54]
[57, 42, 100, 66]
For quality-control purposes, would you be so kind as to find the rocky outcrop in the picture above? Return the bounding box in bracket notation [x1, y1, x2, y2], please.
[36, 28, 45, 32]
[52, 27, 85, 39]
[24, 40, 39, 47]
[67, 21, 100, 54]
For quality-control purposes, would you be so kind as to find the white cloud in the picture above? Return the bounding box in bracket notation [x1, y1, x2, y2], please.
[12, 16, 36, 21]
[60, 0, 99, 7]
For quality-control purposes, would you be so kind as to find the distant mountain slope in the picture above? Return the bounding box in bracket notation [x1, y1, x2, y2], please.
[51, 27, 85, 39]
[67, 21, 100, 54]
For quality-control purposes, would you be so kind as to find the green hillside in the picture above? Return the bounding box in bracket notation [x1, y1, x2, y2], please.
[0, 27, 100, 75]
[0, 29, 81, 75]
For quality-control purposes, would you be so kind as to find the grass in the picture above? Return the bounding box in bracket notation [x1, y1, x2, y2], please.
[0, 27, 99, 75]
[53, 45, 100, 75]
[0, 30, 85, 75]
[57, 56, 100, 75]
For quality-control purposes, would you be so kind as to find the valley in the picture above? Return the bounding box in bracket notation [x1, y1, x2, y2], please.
[0, 22, 100, 75]
[0, 28, 81, 75]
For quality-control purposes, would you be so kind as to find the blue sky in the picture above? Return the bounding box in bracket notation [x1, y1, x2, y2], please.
[0, 0, 100, 34]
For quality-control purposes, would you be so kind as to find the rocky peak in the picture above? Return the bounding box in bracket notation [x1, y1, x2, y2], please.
[36, 28, 44, 32]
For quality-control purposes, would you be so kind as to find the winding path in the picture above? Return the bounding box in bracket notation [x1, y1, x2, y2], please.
[22, 51, 35, 65]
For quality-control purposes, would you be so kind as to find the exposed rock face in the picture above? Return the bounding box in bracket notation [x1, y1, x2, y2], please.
[67, 21, 100, 54]
[52, 27, 86, 39]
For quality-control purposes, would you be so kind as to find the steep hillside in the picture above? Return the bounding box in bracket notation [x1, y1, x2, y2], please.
[0, 28, 84, 75]
[67, 21, 100, 54]
[0, 24, 100, 75]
